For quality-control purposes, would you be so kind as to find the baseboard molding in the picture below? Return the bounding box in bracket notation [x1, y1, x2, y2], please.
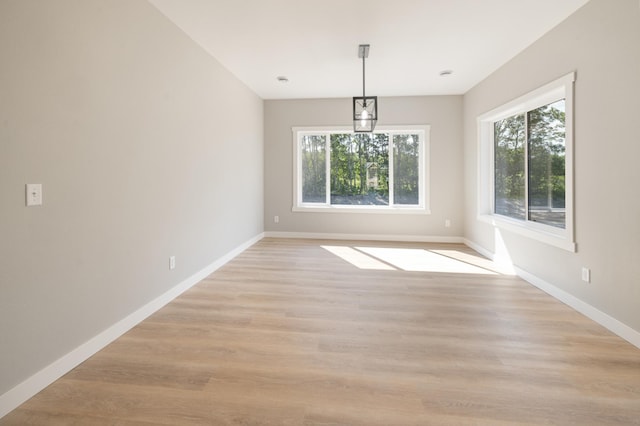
[463, 238, 515, 274]
[515, 267, 640, 350]
[0, 232, 264, 419]
[265, 231, 464, 244]
[464, 239, 640, 350]
[463, 238, 493, 259]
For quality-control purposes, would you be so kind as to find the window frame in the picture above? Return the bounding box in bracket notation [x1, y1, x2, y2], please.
[477, 72, 576, 252]
[292, 125, 431, 214]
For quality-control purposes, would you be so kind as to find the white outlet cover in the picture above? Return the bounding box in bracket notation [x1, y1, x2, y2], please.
[26, 184, 43, 206]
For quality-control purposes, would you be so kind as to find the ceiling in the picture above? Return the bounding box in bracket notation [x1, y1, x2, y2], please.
[148, 0, 589, 100]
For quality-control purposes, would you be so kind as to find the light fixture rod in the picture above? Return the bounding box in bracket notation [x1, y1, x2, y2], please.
[362, 55, 366, 97]
[358, 44, 370, 97]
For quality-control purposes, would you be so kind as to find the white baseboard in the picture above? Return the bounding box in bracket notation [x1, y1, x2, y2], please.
[0, 233, 264, 419]
[264, 231, 464, 244]
[463, 238, 493, 259]
[463, 238, 515, 274]
[515, 267, 640, 350]
[464, 239, 640, 350]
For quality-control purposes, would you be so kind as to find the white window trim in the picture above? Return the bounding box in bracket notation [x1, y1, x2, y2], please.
[477, 72, 576, 252]
[292, 125, 431, 214]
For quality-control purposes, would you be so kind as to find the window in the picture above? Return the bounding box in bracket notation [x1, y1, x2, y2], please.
[477, 73, 575, 251]
[293, 126, 430, 213]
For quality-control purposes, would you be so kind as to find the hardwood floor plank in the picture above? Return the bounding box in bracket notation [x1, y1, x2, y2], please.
[2, 238, 639, 425]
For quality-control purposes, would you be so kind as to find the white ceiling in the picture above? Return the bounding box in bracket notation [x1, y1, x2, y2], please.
[148, 0, 589, 99]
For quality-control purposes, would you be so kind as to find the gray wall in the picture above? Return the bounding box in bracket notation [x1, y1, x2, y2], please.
[264, 96, 463, 238]
[463, 0, 640, 331]
[0, 0, 263, 395]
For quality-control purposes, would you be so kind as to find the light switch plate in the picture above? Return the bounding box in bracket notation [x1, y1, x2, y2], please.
[26, 184, 42, 206]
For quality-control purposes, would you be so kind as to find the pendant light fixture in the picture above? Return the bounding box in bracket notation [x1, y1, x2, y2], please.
[353, 44, 377, 133]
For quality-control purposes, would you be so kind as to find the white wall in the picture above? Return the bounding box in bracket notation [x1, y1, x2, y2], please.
[0, 0, 263, 397]
[463, 0, 640, 332]
[264, 96, 463, 239]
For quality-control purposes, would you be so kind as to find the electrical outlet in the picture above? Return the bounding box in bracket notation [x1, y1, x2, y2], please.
[26, 184, 43, 206]
[445, 219, 451, 228]
[274, 215, 279, 224]
[169, 256, 176, 270]
[581, 267, 590, 283]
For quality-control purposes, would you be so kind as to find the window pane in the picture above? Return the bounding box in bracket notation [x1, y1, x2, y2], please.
[330, 133, 389, 205]
[528, 100, 566, 228]
[393, 134, 420, 205]
[494, 114, 526, 220]
[300, 135, 326, 203]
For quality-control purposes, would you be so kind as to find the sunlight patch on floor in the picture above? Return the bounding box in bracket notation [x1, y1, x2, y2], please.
[321, 245, 396, 270]
[430, 249, 512, 275]
[357, 247, 497, 274]
[322, 245, 500, 275]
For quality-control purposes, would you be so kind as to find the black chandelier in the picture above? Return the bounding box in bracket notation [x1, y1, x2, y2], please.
[353, 44, 377, 133]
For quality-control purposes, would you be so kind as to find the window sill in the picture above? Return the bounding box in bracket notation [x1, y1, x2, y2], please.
[478, 214, 576, 252]
[293, 205, 431, 215]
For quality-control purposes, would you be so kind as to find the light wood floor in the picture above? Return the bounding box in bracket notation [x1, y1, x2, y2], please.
[2, 238, 640, 425]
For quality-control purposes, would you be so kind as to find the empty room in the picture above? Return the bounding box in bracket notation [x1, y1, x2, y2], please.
[1, 0, 639, 424]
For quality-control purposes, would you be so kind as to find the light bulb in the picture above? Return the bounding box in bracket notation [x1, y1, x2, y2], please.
[360, 110, 368, 127]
